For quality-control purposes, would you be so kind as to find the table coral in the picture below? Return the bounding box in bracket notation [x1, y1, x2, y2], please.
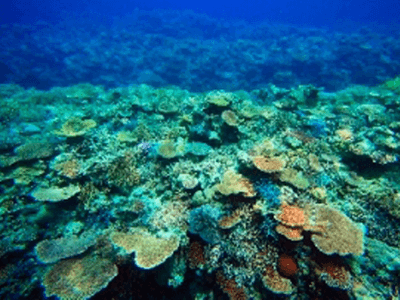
[31, 184, 81, 202]
[252, 156, 285, 173]
[262, 265, 295, 295]
[35, 233, 97, 264]
[274, 202, 307, 227]
[315, 256, 353, 290]
[215, 170, 256, 198]
[111, 229, 180, 269]
[55, 117, 96, 137]
[42, 255, 117, 300]
[274, 202, 364, 257]
[309, 204, 364, 256]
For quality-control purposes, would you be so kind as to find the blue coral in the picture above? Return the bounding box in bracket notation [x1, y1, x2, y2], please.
[184, 142, 212, 156]
[188, 204, 222, 244]
[260, 215, 279, 239]
[307, 119, 327, 138]
[254, 178, 280, 208]
[314, 173, 332, 187]
[190, 123, 208, 137]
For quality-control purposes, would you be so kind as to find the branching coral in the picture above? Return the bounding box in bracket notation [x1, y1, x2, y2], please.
[188, 204, 223, 244]
[216, 271, 248, 300]
[188, 241, 205, 269]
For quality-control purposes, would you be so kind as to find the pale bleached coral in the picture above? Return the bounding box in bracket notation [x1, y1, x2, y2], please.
[31, 185, 80, 202]
[111, 229, 180, 269]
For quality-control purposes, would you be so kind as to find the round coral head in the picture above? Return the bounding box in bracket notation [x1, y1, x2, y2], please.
[278, 254, 298, 278]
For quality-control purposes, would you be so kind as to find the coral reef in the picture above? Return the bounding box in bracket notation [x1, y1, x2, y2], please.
[0, 77, 399, 299]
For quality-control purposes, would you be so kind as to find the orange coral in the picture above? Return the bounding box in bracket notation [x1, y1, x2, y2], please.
[315, 256, 353, 290]
[276, 224, 304, 241]
[253, 156, 285, 173]
[219, 209, 243, 229]
[274, 203, 308, 241]
[278, 254, 298, 278]
[274, 203, 306, 227]
[216, 271, 248, 300]
[188, 241, 205, 269]
[274, 203, 365, 257]
[262, 265, 295, 295]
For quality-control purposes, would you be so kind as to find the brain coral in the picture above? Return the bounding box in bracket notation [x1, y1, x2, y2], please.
[278, 254, 298, 278]
[156, 141, 179, 159]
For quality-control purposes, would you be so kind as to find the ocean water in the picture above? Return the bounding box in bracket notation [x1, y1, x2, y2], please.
[0, 1, 400, 299]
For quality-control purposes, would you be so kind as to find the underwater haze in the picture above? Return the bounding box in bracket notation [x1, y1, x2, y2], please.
[1, 1, 400, 300]
[1, 0, 400, 90]
[3, 0, 400, 27]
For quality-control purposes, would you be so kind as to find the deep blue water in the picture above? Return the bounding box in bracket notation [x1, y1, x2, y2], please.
[0, 0, 400, 90]
[3, 0, 400, 28]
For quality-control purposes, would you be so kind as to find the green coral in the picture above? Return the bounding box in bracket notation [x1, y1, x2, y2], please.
[383, 76, 400, 93]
